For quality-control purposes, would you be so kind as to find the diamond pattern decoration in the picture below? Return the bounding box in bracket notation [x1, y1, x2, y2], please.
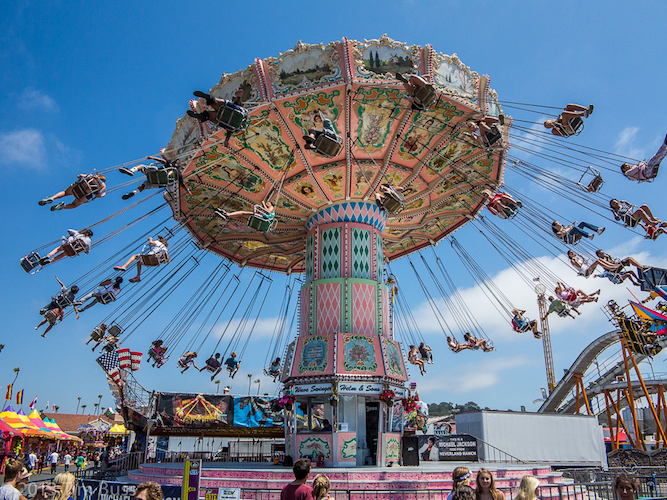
[306, 202, 387, 232]
[320, 228, 340, 279]
[351, 228, 371, 279]
[306, 234, 314, 283]
[352, 282, 376, 335]
[316, 282, 341, 335]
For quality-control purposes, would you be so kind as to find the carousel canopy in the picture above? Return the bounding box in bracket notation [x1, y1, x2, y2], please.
[167, 36, 507, 272]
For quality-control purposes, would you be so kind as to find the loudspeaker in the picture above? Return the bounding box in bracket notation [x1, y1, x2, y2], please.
[402, 436, 419, 466]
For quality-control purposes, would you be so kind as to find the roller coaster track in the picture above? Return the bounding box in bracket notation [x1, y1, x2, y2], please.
[538, 330, 667, 415]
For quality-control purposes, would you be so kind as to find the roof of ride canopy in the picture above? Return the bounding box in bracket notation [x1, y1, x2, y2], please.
[166, 35, 509, 273]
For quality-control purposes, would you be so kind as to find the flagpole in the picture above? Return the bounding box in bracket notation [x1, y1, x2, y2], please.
[2, 367, 20, 411]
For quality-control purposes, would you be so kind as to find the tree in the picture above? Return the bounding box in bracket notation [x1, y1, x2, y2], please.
[374, 52, 380, 69]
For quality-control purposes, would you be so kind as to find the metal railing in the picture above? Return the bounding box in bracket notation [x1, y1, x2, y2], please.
[144, 450, 283, 464]
[476, 437, 524, 463]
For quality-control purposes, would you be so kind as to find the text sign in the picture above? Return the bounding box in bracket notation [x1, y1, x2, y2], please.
[76, 480, 181, 500]
[416, 434, 478, 462]
[203, 488, 240, 500]
[338, 383, 383, 394]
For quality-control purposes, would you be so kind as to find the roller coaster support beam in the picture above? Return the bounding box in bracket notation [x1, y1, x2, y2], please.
[573, 374, 592, 415]
[535, 287, 556, 393]
[657, 385, 667, 448]
[626, 346, 667, 446]
[604, 388, 636, 449]
[620, 337, 646, 450]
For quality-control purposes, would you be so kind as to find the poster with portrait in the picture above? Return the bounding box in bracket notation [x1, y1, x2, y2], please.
[416, 434, 478, 461]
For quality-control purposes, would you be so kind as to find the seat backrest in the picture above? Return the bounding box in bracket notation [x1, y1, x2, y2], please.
[146, 168, 178, 188]
[413, 85, 436, 107]
[72, 178, 95, 199]
[108, 325, 122, 336]
[314, 134, 342, 157]
[98, 292, 116, 305]
[247, 215, 272, 232]
[216, 103, 248, 131]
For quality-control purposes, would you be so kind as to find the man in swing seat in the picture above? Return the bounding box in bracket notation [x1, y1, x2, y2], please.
[217, 200, 276, 232]
[225, 351, 241, 379]
[39, 228, 93, 266]
[120, 150, 184, 200]
[621, 134, 667, 182]
[267, 357, 282, 382]
[609, 199, 667, 236]
[178, 351, 200, 373]
[467, 116, 504, 147]
[544, 104, 593, 137]
[39, 173, 107, 211]
[114, 235, 170, 283]
[542, 296, 578, 320]
[395, 72, 437, 110]
[482, 189, 522, 219]
[74, 276, 123, 312]
[511, 308, 541, 339]
[200, 352, 223, 381]
[40, 275, 80, 319]
[552, 220, 605, 244]
[187, 88, 248, 146]
[375, 183, 405, 214]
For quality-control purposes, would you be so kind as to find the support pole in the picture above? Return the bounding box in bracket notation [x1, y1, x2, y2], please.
[604, 391, 617, 451]
[620, 338, 645, 450]
[626, 348, 667, 446]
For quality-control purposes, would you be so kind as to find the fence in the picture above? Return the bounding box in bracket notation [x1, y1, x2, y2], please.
[147, 450, 282, 464]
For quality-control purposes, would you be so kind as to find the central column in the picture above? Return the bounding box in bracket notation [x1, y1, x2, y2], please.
[282, 202, 408, 467]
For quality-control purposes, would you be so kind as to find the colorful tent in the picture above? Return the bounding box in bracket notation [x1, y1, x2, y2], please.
[27, 409, 55, 435]
[630, 301, 667, 335]
[0, 407, 52, 438]
[0, 416, 17, 437]
[43, 417, 82, 442]
[108, 423, 128, 436]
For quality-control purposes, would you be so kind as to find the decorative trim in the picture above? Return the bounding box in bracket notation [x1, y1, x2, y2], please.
[306, 202, 387, 232]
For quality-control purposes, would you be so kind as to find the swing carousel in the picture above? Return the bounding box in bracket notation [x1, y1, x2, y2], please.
[163, 36, 508, 465]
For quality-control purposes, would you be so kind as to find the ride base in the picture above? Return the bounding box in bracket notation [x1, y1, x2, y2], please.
[129, 462, 566, 497]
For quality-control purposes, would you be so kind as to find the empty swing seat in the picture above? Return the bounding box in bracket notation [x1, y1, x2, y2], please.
[62, 238, 88, 257]
[71, 176, 101, 201]
[380, 187, 405, 215]
[145, 167, 179, 188]
[21, 252, 42, 274]
[108, 324, 122, 337]
[412, 84, 437, 109]
[313, 133, 342, 158]
[216, 102, 248, 132]
[577, 167, 604, 193]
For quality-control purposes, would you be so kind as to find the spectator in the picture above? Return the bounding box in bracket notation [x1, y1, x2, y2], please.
[134, 482, 164, 500]
[453, 486, 477, 500]
[476, 468, 505, 500]
[27, 452, 37, 473]
[49, 451, 59, 475]
[281, 458, 313, 500]
[63, 453, 71, 473]
[53, 473, 75, 500]
[312, 475, 333, 500]
[614, 475, 637, 500]
[447, 467, 472, 500]
[515, 476, 540, 500]
[1, 458, 23, 500]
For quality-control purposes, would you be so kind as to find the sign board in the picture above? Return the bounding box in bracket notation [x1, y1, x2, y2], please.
[145, 436, 157, 459]
[292, 384, 331, 395]
[337, 423, 348, 432]
[337, 383, 383, 395]
[416, 434, 478, 462]
[77, 480, 181, 500]
[203, 488, 240, 500]
[182, 459, 202, 500]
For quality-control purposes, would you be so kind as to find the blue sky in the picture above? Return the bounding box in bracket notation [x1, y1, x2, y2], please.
[2, 1, 667, 415]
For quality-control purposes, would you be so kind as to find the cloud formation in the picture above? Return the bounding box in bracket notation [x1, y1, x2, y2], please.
[17, 88, 59, 112]
[0, 129, 47, 169]
[614, 127, 644, 161]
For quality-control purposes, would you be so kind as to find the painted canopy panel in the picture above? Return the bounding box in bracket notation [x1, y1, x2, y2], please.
[168, 36, 508, 272]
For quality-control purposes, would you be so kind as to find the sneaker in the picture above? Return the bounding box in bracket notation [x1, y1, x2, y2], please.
[72, 301, 83, 306]
[118, 167, 134, 176]
[35, 326, 38, 330]
[129, 276, 141, 283]
[597, 227, 605, 235]
[194, 91, 215, 105]
[113, 266, 126, 272]
[304, 143, 316, 150]
[39, 257, 50, 266]
[38, 198, 53, 206]
[586, 104, 594, 117]
[39, 309, 46, 315]
[395, 72, 408, 83]
[50, 202, 65, 211]
[122, 192, 135, 200]
[587, 233, 595, 240]
[302, 135, 315, 144]
[215, 209, 228, 220]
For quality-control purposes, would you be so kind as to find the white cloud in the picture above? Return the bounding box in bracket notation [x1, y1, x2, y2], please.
[17, 88, 59, 112]
[0, 129, 46, 169]
[614, 127, 644, 160]
[433, 356, 531, 393]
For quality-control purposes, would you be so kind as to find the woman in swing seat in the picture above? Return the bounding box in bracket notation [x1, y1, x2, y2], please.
[178, 351, 200, 373]
[447, 336, 469, 353]
[114, 235, 170, 283]
[609, 199, 666, 236]
[482, 189, 522, 219]
[408, 345, 427, 375]
[554, 281, 599, 305]
[39, 173, 107, 211]
[303, 111, 341, 151]
[552, 220, 605, 244]
[39, 228, 93, 266]
[467, 116, 503, 147]
[395, 72, 436, 110]
[463, 333, 494, 352]
[216, 200, 275, 223]
[621, 134, 667, 181]
[544, 104, 593, 137]
[511, 309, 541, 339]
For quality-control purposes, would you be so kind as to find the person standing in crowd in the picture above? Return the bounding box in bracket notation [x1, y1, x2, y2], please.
[0, 459, 23, 500]
[53, 473, 75, 500]
[447, 467, 472, 500]
[27, 452, 37, 473]
[476, 468, 506, 500]
[134, 482, 164, 500]
[614, 475, 637, 500]
[312, 475, 333, 500]
[63, 453, 71, 473]
[453, 486, 477, 500]
[49, 450, 59, 475]
[515, 476, 540, 500]
[281, 458, 313, 500]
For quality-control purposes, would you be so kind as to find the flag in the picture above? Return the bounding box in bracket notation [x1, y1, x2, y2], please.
[117, 348, 132, 370]
[5, 384, 11, 401]
[45, 401, 50, 411]
[130, 351, 143, 371]
[29, 396, 38, 409]
[96, 349, 121, 386]
[15, 389, 23, 405]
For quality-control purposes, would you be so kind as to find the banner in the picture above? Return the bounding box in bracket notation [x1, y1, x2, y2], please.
[203, 488, 240, 500]
[156, 393, 233, 428]
[233, 397, 283, 427]
[77, 480, 181, 500]
[416, 434, 478, 461]
[182, 459, 201, 500]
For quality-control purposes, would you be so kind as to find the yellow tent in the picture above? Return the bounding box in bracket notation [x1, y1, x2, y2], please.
[108, 423, 128, 435]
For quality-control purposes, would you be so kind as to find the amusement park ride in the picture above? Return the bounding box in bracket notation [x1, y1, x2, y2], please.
[22, 36, 667, 465]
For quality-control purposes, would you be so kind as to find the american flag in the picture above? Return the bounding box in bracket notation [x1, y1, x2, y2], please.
[130, 351, 142, 371]
[96, 349, 121, 386]
[117, 348, 132, 370]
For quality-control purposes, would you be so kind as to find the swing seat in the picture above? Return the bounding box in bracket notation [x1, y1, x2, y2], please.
[62, 238, 88, 257]
[263, 367, 280, 378]
[558, 116, 584, 137]
[21, 252, 42, 274]
[247, 204, 277, 232]
[145, 167, 179, 188]
[577, 167, 604, 193]
[71, 176, 101, 201]
[108, 325, 122, 337]
[379, 187, 405, 215]
[140, 250, 169, 267]
[96, 292, 116, 305]
[44, 309, 59, 322]
[557, 308, 571, 318]
[313, 133, 342, 158]
[511, 317, 531, 333]
[55, 294, 73, 309]
[412, 84, 437, 109]
[482, 125, 503, 147]
[216, 102, 248, 132]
